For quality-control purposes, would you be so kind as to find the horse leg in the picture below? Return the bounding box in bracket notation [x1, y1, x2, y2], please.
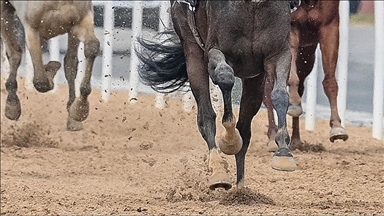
[319, 21, 348, 142]
[290, 45, 317, 146]
[268, 48, 296, 171]
[68, 11, 100, 125]
[235, 76, 265, 189]
[208, 49, 242, 155]
[24, 25, 61, 93]
[287, 28, 303, 118]
[1, 2, 22, 120]
[263, 72, 278, 152]
[186, 46, 231, 190]
[64, 32, 82, 131]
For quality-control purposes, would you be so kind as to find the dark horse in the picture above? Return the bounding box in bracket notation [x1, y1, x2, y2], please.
[264, 0, 349, 151]
[136, 0, 296, 190]
[1, 1, 100, 131]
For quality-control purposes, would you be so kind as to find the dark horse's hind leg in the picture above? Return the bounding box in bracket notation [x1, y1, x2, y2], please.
[1, 1, 22, 120]
[289, 44, 317, 146]
[268, 48, 296, 171]
[186, 46, 232, 190]
[208, 49, 243, 155]
[66, 11, 100, 131]
[235, 76, 265, 188]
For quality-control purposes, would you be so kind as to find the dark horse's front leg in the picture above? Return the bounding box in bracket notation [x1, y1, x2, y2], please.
[208, 49, 243, 156]
[185, 45, 232, 190]
[267, 48, 296, 172]
[235, 76, 265, 188]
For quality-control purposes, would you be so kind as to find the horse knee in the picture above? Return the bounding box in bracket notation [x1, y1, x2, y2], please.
[209, 62, 235, 92]
[84, 38, 100, 59]
[7, 46, 22, 67]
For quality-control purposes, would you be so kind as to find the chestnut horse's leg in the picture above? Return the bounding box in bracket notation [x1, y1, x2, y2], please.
[319, 19, 348, 142]
[67, 11, 100, 130]
[1, 2, 22, 120]
[185, 46, 232, 190]
[268, 48, 296, 172]
[235, 76, 265, 188]
[263, 71, 278, 152]
[208, 49, 243, 156]
[290, 44, 317, 146]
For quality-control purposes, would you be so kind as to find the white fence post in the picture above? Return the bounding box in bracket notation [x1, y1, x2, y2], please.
[24, 45, 34, 91]
[101, 1, 114, 102]
[337, 0, 349, 128]
[129, 1, 143, 104]
[372, 1, 384, 140]
[75, 43, 86, 97]
[305, 46, 320, 131]
[49, 37, 61, 93]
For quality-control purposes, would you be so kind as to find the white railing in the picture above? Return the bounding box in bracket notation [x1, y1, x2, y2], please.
[7, 1, 383, 140]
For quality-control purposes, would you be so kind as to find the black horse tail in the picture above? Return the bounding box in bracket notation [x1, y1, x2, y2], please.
[135, 30, 188, 93]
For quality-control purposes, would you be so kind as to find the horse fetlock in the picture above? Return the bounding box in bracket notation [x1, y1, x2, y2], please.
[218, 128, 243, 155]
[5, 96, 21, 120]
[275, 128, 290, 148]
[271, 147, 296, 171]
[266, 138, 278, 152]
[69, 98, 89, 122]
[287, 104, 303, 117]
[33, 76, 54, 93]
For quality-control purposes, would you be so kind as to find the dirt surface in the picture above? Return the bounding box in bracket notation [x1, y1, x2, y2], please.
[1, 79, 383, 215]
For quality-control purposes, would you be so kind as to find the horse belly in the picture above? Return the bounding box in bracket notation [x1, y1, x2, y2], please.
[10, 1, 85, 38]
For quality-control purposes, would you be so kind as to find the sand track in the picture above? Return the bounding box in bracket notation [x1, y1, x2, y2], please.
[1, 80, 383, 215]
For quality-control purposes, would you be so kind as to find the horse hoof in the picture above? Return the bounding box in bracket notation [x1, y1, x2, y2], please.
[209, 171, 232, 190]
[287, 104, 303, 117]
[271, 148, 296, 171]
[330, 127, 348, 142]
[67, 116, 83, 131]
[69, 99, 89, 122]
[5, 101, 21, 120]
[45, 61, 61, 72]
[266, 139, 278, 152]
[218, 135, 243, 155]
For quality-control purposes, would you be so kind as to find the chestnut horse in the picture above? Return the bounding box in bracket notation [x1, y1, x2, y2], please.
[264, 0, 348, 151]
[1, 0, 100, 131]
[136, 0, 296, 190]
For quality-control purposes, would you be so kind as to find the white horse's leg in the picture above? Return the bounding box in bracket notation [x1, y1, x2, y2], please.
[68, 11, 100, 124]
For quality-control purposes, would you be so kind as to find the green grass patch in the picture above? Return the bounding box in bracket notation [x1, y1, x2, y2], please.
[350, 14, 375, 26]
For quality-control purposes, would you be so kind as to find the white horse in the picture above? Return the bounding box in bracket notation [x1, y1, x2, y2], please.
[1, 0, 100, 130]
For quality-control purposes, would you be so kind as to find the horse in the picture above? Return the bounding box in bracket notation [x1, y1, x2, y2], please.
[136, 0, 296, 190]
[263, 0, 349, 151]
[0, 0, 100, 131]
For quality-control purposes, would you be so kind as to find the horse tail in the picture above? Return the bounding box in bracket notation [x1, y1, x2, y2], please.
[135, 30, 188, 93]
